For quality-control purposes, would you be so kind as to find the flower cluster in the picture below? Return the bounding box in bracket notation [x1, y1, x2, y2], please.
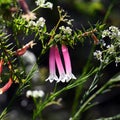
[26, 17, 46, 28]
[102, 26, 120, 40]
[93, 50, 103, 62]
[94, 26, 120, 66]
[26, 89, 45, 98]
[59, 26, 72, 35]
[35, 0, 53, 9]
[46, 45, 76, 83]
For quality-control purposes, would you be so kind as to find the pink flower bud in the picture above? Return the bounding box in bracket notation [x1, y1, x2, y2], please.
[46, 46, 58, 82]
[0, 77, 13, 94]
[15, 41, 36, 56]
[62, 45, 76, 82]
[55, 46, 66, 82]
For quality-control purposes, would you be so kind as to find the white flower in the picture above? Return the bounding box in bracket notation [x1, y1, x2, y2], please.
[93, 50, 103, 62]
[59, 26, 72, 35]
[35, 0, 53, 9]
[44, 2, 53, 9]
[35, 0, 45, 7]
[67, 19, 74, 25]
[26, 90, 32, 97]
[26, 90, 45, 98]
[36, 17, 46, 27]
[32, 90, 39, 98]
[102, 29, 110, 38]
[106, 44, 115, 54]
[38, 90, 45, 97]
[109, 26, 119, 33]
[102, 26, 120, 40]
[100, 39, 106, 47]
[27, 20, 36, 27]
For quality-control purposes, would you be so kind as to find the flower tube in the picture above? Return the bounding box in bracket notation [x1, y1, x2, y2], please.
[0, 77, 13, 94]
[55, 46, 66, 82]
[46, 46, 58, 82]
[62, 45, 76, 82]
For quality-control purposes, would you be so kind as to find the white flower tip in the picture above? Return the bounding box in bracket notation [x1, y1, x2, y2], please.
[57, 73, 76, 83]
[65, 73, 76, 82]
[45, 74, 59, 83]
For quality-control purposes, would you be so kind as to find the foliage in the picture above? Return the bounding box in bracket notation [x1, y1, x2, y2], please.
[0, 0, 120, 120]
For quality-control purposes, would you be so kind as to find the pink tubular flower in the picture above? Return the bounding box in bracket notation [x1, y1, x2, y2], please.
[0, 77, 13, 94]
[55, 46, 66, 82]
[46, 46, 58, 82]
[62, 45, 76, 82]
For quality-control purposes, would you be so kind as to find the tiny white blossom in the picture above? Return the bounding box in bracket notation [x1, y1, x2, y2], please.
[106, 44, 115, 54]
[59, 26, 72, 35]
[38, 90, 45, 97]
[35, 0, 45, 7]
[36, 17, 46, 27]
[27, 20, 36, 27]
[93, 50, 103, 62]
[35, 0, 53, 9]
[26, 90, 32, 97]
[26, 89, 45, 98]
[100, 39, 106, 47]
[44, 2, 53, 9]
[32, 90, 40, 98]
[102, 29, 110, 38]
[109, 26, 119, 33]
[67, 19, 74, 25]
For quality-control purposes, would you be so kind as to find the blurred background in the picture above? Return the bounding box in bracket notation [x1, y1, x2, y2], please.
[0, 0, 120, 120]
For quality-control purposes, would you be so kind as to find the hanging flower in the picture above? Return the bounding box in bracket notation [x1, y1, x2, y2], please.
[0, 77, 13, 94]
[55, 46, 66, 82]
[46, 45, 76, 83]
[62, 45, 76, 82]
[46, 46, 58, 82]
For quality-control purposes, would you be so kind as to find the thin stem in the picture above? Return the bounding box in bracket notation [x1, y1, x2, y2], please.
[72, 45, 95, 115]
[103, 0, 115, 23]
[32, 6, 41, 13]
[72, 81, 109, 120]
